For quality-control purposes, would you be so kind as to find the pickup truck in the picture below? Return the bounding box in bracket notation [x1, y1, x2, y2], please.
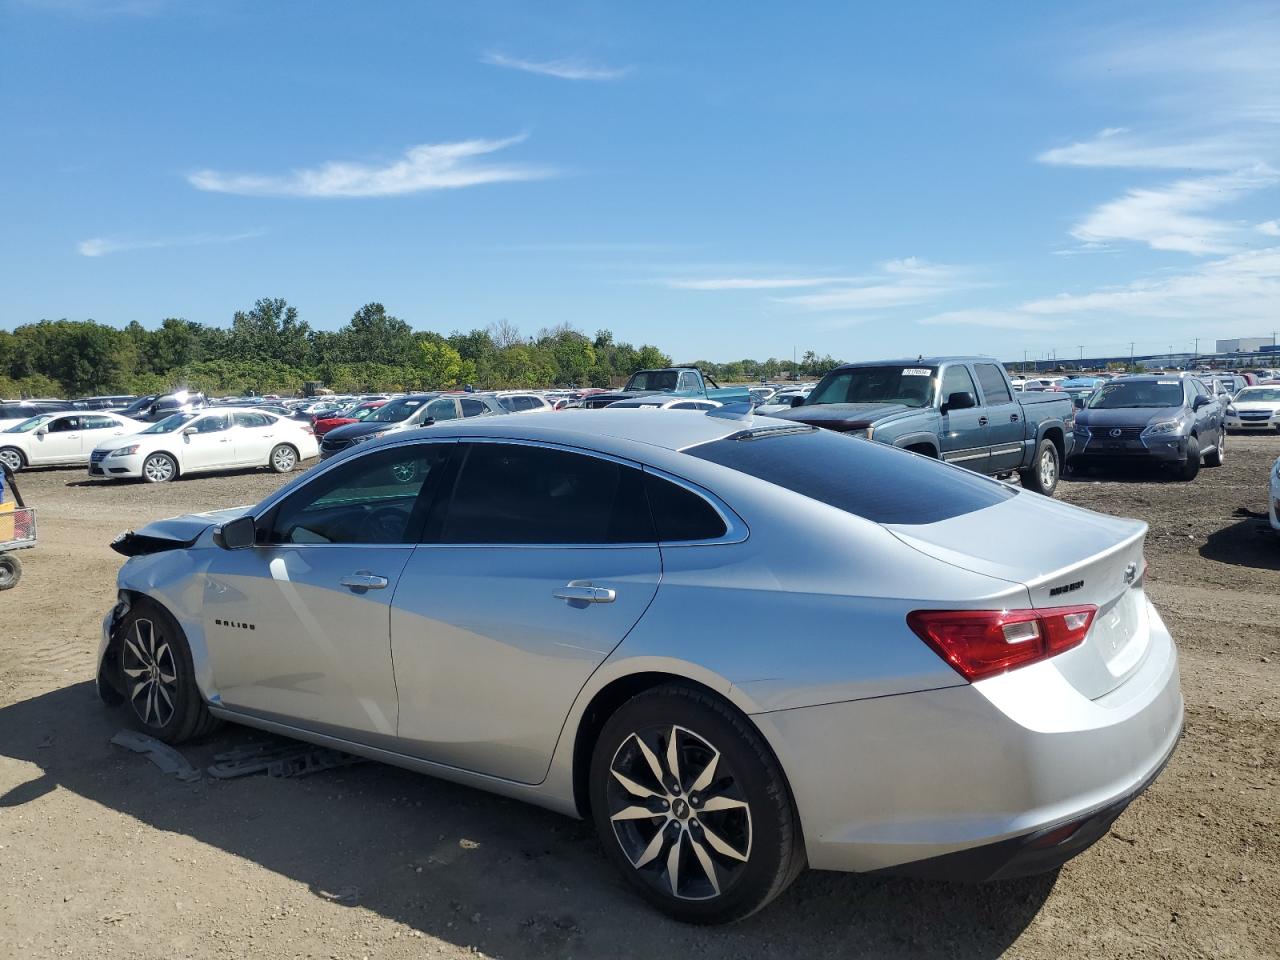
[577, 367, 751, 409]
[772, 356, 1076, 496]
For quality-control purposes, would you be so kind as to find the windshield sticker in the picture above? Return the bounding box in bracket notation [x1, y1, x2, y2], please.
[902, 368, 933, 376]
[1157, 380, 1178, 385]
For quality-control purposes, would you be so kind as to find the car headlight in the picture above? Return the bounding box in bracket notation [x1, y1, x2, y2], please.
[1226, 405, 1236, 415]
[1142, 419, 1183, 437]
[352, 430, 388, 444]
[109, 445, 140, 457]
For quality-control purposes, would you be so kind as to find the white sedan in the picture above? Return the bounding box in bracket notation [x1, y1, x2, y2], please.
[1225, 386, 1280, 432]
[0, 411, 147, 472]
[89, 408, 319, 483]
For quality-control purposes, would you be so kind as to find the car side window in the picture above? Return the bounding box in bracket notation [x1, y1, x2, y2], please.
[426, 398, 458, 422]
[677, 372, 699, 392]
[643, 473, 728, 541]
[437, 443, 654, 545]
[193, 415, 231, 433]
[234, 412, 270, 428]
[974, 364, 1013, 404]
[940, 365, 978, 404]
[84, 415, 119, 430]
[266, 444, 454, 545]
[459, 398, 488, 417]
[49, 416, 82, 432]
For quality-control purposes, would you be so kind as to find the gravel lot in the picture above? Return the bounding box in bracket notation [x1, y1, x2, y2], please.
[1, 435, 1277, 959]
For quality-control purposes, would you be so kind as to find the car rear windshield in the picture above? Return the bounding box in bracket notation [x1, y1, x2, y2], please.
[806, 365, 937, 408]
[628, 370, 679, 391]
[1088, 381, 1184, 409]
[685, 427, 1015, 524]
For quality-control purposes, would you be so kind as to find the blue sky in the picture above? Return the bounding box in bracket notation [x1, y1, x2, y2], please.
[2, 0, 1278, 363]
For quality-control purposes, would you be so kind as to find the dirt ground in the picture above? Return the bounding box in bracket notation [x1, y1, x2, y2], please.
[1, 435, 1277, 960]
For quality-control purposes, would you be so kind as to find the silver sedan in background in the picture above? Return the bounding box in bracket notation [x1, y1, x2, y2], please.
[97, 410, 1181, 923]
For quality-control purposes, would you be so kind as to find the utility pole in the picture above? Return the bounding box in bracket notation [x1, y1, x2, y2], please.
[1022, 349, 1028, 373]
[1193, 337, 1199, 358]
[1130, 342, 1135, 368]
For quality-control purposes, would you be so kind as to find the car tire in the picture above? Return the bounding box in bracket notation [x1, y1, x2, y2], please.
[141, 452, 178, 483]
[115, 598, 220, 744]
[269, 443, 298, 474]
[1204, 431, 1226, 467]
[589, 684, 804, 924]
[1177, 436, 1201, 481]
[0, 553, 22, 590]
[1020, 438, 1060, 496]
[0, 447, 25, 473]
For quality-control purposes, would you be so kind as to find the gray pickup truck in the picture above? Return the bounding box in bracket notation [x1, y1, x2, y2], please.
[772, 356, 1076, 496]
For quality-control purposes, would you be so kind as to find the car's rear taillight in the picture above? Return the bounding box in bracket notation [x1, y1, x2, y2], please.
[906, 605, 1096, 682]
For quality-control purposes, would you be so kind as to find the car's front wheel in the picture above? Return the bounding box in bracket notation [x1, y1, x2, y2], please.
[0, 447, 25, 473]
[1204, 431, 1226, 467]
[115, 598, 220, 743]
[141, 452, 178, 483]
[589, 684, 804, 924]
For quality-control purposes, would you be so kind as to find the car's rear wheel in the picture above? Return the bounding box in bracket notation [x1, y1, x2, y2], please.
[1020, 438, 1060, 496]
[0, 447, 25, 473]
[1177, 436, 1201, 481]
[269, 443, 298, 473]
[589, 684, 803, 924]
[1204, 431, 1226, 467]
[0, 553, 22, 590]
[142, 452, 177, 483]
[116, 598, 220, 744]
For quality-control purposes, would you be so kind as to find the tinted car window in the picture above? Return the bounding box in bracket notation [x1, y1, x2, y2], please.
[84, 415, 120, 429]
[268, 444, 453, 545]
[940, 365, 978, 403]
[49, 416, 82, 432]
[498, 396, 518, 412]
[234, 412, 271, 428]
[459, 398, 488, 417]
[439, 443, 653, 544]
[974, 364, 1013, 404]
[425, 398, 458, 422]
[192, 414, 231, 433]
[686, 427, 1015, 525]
[644, 474, 727, 541]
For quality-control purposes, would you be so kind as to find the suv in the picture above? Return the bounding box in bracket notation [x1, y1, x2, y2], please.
[319, 393, 503, 459]
[1070, 375, 1224, 480]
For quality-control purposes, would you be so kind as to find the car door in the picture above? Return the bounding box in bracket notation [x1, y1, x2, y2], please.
[974, 362, 1025, 473]
[231, 412, 277, 465]
[390, 440, 663, 784]
[937, 364, 989, 473]
[202, 442, 456, 739]
[1189, 380, 1220, 447]
[79, 414, 133, 463]
[179, 413, 235, 472]
[31, 414, 86, 464]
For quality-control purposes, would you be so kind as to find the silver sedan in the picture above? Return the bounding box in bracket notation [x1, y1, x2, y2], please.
[97, 410, 1182, 923]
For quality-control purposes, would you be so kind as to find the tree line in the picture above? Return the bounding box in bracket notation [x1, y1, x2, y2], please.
[0, 298, 843, 399]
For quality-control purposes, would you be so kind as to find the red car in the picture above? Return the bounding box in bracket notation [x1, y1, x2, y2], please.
[313, 400, 386, 436]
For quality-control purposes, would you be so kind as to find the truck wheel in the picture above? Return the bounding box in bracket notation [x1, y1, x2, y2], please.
[1019, 439, 1060, 496]
[1177, 437, 1201, 481]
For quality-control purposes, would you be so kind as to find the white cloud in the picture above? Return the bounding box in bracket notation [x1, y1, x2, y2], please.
[481, 51, 631, 81]
[1038, 127, 1263, 171]
[1069, 166, 1278, 255]
[924, 247, 1280, 333]
[1258, 220, 1280, 237]
[661, 276, 858, 291]
[77, 228, 265, 257]
[776, 258, 979, 311]
[189, 136, 554, 198]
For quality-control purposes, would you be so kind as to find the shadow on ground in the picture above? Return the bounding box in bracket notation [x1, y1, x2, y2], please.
[0, 682, 1056, 959]
[1200, 509, 1280, 571]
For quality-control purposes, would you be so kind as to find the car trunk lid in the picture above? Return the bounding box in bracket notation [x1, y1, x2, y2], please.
[885, 493, 1150, 699]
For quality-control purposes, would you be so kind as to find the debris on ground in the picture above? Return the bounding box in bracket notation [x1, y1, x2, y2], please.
[207, 738, 366, 779]
[109, 729, 202, 782]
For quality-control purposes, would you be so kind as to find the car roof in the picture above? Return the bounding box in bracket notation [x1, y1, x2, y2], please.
[379, 408, 792, 455]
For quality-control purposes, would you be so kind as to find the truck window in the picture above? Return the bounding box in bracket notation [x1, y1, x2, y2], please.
[974, 364, 1013, 404]
[629, 370, 679, 391]
[806, 366, 937, 408]
[940, 365, 978, 403]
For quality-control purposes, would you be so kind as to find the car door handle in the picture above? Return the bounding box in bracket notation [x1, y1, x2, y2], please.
[1010, 414, 1019, 422]
[340, 573, 389, 591]
[978, 416, 989, 426]
[554, 581, 616, 604]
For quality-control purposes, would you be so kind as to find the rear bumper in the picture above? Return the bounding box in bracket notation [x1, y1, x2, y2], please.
[755, 599, 1182, 875]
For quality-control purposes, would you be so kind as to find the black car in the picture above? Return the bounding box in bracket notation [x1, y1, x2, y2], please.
[1069, 375, 1225, 480]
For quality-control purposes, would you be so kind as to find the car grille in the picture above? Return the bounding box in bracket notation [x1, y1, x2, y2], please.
[320, 437, 352, 454]
[90, 450, 108, 465]
[1097, 427, 1145, 441]
[1238, 412, 1271, 420]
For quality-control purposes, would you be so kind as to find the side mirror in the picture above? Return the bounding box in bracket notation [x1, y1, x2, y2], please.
[214, 515, 256, 550]
[35, 426, 48, 436]
[1191, 395, 1210, 410]
[183, 426, 198, 435]
[1073, 397, 1086, 410]
[942, 391, 977, 412]
[789, 395, 805, 407]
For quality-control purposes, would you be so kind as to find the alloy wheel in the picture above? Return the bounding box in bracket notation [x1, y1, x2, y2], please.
[606, 724, 752, 901]
[1040, 448, 1057, 490]
[122, 618, 178, 728]
[0, 449, 22, 472]
[272, 446, 297, 471]
[144, 455, 174, 483]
